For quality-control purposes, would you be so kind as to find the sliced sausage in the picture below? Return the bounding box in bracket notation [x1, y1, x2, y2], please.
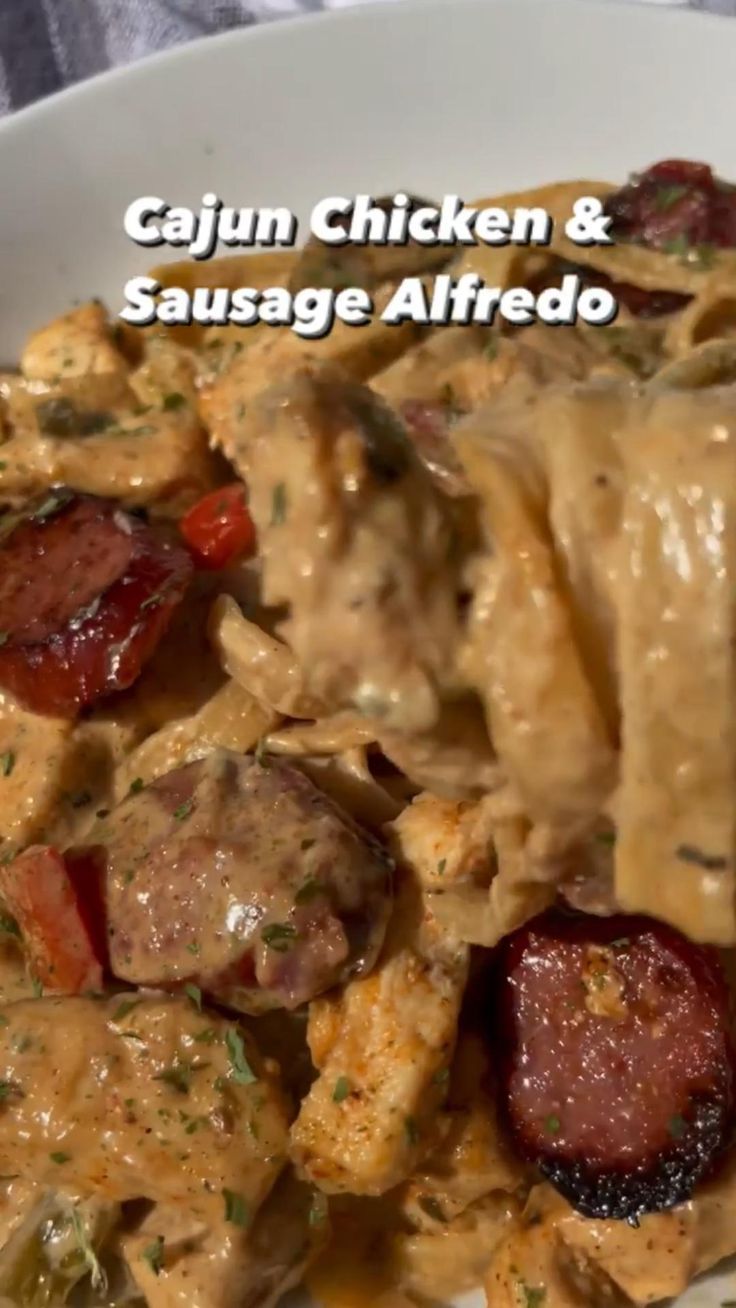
[604, 159, 736, 252]
[496, 910, 735, 1220]
[99, 749, 393, 1012]
[541, 259, 690, 320]
[0, 489, 192, 716]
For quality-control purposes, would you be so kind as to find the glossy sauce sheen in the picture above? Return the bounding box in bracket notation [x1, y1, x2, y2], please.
[497, 912, 735, 1220]
[100, 750, 393, 1011]
[0, 995, 289, 1223]
[0, 491, 192, 717]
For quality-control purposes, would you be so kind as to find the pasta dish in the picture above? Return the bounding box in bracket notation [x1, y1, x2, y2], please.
[1, 158, 736, 1307]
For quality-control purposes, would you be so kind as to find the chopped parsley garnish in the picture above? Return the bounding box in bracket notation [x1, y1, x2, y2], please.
[404, 1116, 419, 1146]
[0, 752, 15, 778]
[669, 1114, 687, 1139]
[36, 397, 112, 438]
[662, 233, 691, 260]
[294, 878, 325, 905]
[655, 184, 688, 211]
[0, 913, 20, 939]
[154, 1061, 193, 1095]
[141, 1235, 165, 1276]
[544, 1114, 561, 1135]
[184, 983, 203, 1013]
[225, 1028, 258, 1085]
[223, 1188, 249, 1226]
[186, 941, 201, 956]
[71, 1206, 107, 1292]
[675, 843, 728, 871]
[436, 858, 447, 876]
[595, 830, 616, 846]
[432, 1066, 450, 1087]
[270, 481, 288, 525]
[0, 1080, 21, 1101]
[261, 921, 297, 951]
[308, 1191, 329, 1227]
[30, 975, 43, 998]
[519, 1286, 546, 1308]
[173, 799, 194, 821]
[163, 392, 187, 411]
[332, 1076, 351, 1104]
[129, 777, 144, 795]
[193, 1027, 217, 1045]
[30, 489, 74, 523]
[50, 1151, 71, 1164]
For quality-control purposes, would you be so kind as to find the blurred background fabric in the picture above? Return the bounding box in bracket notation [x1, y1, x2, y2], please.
[0, 0, 732, 116]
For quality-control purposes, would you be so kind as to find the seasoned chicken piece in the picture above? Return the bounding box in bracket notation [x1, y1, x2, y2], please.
[557, 1199, 700, 1305]
[0, 327, 215, 512]
[399, 1034, 524, 1228]
[0, 689, 146, 855]
[388, 792, 498, 892]
[493, 1161, 736, 1308]
[221, 367, 463, 734]
[485, 1197, 625, 1308]
[20, 301, 128, 383]
[0, 995, 289, 1224]
[124, 1171, 328, 1308]
[290, 870, 469, 1195]
[198, 283, 420, 462]
[389, 1192, 519, 1303]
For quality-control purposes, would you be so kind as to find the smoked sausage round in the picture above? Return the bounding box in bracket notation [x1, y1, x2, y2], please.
[496, 910, 735, 1220]
[0, 490, 192, 716]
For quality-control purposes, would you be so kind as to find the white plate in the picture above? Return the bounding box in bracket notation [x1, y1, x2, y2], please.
[1, 0, 736, 1302]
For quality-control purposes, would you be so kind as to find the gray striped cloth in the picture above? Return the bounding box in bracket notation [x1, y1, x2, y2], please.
[0, 0, 734, 118]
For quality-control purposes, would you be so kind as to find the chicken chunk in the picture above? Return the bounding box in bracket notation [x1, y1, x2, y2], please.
[290, 870, 469, 1195]
[221, 367, 463, 734]
[0, 315, 215, 512]
[20, 301, 128, 383]
[124, 1171, 328, 1308]
[388, 792, 499, 892]
[0, 995, 289, 1224]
